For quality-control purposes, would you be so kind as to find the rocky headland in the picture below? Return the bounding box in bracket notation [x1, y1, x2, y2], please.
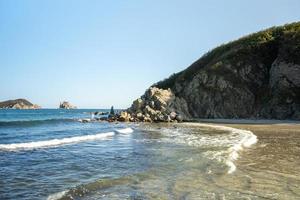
[144, 22, 300, 121]
[0, 99, 41, 109]
[153, 22, 300, 120]
[102, 22, 300, 123]
[59, 101, 77, 109]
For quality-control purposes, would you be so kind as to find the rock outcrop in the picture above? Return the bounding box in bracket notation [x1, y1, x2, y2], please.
[99, 22, 300, 123]
[99, 87, 186, 123]
[0, 99, 41, 109]
[126, 87, 186, 122]
[59, 101, 77, 109]
[152, 22, 300, 120]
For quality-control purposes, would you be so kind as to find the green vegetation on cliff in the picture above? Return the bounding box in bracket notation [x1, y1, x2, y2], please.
[156, 22, 300, 89]
[154, 22, 300, 119]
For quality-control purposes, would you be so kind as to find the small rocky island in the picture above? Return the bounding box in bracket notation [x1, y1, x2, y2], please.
[59, 101, 77, 109]
[0, 99, 41, 109]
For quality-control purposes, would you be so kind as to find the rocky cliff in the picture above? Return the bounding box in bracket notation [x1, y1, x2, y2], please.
[132, 22, 300, 120]
[0, 99, 41, 109]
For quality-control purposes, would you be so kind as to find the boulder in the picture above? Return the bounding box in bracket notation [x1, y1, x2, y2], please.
[169, 112, 177, 120]
[163, 114, 171, 122]
[143, 116, 152, 122]
[136, 112, 144, 121]
[175, 114, 183, 122]
[118, 111, 131, 122]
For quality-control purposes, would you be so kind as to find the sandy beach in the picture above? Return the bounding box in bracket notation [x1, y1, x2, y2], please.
[195, 118, 300, 135]
[183, 120, 300, 199]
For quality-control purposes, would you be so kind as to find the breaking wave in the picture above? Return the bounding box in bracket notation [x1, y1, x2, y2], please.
[115, 127, 134, 134]
[156, 123, 257, 174]
[198, 124, 257, 174]
[0, 128, 134, 151]
[0, 118, 75, 127]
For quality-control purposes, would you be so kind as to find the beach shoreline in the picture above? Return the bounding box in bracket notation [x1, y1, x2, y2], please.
[186, 119, 300, 137]
[194, 118, 300, 125]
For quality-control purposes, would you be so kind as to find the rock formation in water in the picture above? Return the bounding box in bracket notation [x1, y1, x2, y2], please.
[129, 22, 300, 121]
[109, 106, 115, 116]
[99, 87, 184, 123]
[0, 99, 41, 109]
[59, 101, 77, 109]
[125, 87, 184, 122]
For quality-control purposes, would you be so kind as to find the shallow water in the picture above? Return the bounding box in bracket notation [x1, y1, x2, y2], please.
[0, 110, 299, 199]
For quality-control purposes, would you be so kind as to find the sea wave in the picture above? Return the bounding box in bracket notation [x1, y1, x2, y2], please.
[47, 190, 67, 200]
[0, 132, 115, 151]
[196, 124, 257, 174]
[115, 127, 134, 134]
[47, 176, 134, 200]
[0, 118, 75, 127]
[153, 123, 257, 174]
[0, 128, 134, 151]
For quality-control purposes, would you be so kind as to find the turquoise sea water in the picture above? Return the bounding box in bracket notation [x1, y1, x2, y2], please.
[0, 109, 137, 199]
[1, 109, 299, 200]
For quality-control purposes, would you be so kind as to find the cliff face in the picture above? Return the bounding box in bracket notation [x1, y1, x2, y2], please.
[141, 22, 300, 120]
[0, 99, 41, 109]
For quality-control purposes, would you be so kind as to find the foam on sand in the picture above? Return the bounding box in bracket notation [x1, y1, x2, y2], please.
[183, 123, 257, 174]
[154, 123, 257, 174]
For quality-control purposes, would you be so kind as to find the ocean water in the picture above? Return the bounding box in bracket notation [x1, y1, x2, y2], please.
[0, 109, 299, 200]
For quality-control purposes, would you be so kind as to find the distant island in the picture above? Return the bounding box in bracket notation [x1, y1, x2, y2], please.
[59, 101, 77, 109]
[0, 99, 41, 109]
[105, 22, 300, 122]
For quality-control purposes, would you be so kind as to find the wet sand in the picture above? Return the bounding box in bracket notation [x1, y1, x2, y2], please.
[201, 120, 300, 135]
[50, 120, 300, 200]
[191, 120, 300, 199]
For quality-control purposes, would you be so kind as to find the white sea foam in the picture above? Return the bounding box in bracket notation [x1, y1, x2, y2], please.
[157, 123, 257, 174]
[0, 127, 135, 151]
[115, 127, 134, 134]
[0, 132, 115, 151]
[186, 123, 257, 174]
[47, 190, 67, 200]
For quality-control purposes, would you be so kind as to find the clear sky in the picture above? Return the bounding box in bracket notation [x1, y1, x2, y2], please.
[0, 0, 299, 108]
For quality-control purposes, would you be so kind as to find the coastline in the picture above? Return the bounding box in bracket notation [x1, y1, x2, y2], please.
[179, 120, 300, 199]
[2, 111, 300, 199]
[191, 119, 300, 136]
[195, 118, 300, 125]
[179, 120, 300, 175]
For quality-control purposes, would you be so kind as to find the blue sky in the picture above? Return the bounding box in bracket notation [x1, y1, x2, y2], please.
[0, 0, 299, 108]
